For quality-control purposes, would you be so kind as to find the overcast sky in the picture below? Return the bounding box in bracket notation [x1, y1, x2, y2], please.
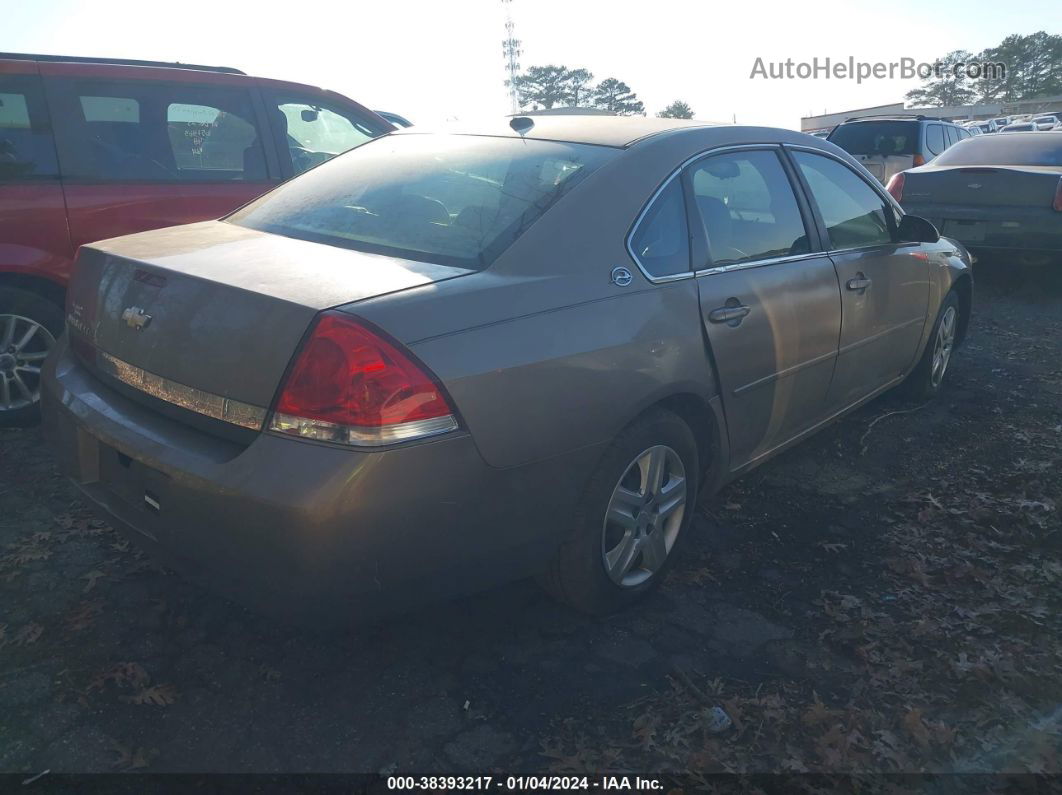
[5, 0, 1057, 128]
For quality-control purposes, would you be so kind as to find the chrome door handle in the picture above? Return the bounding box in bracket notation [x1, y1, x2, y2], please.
[846, 276, 872, 292]
[708, 304, 751, 324]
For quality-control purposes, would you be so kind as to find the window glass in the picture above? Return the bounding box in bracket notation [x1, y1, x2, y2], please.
[0, 77, 58, 180]
[52, 80, 266, 181]
[933, 135, 1062, 167]
[945, 126, 959, 147]
[266, 95, 389, 175]
[689, 150, 809, 266]
[827, 121, 918, 156]
[230, 134, 614, 269]
[167, 102, 260, 179]
[926, 124, 945, 155]
[630, 178, 690, 277]
[793, 152, 893, 249]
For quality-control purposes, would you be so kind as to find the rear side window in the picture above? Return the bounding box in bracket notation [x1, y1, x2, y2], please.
[827, 121, 917, 156]
[50, 79, 269, 182]
[688, 149, 809, 266]
[945, 126, 959, 147]
[0, 75, 58, 180]
[925, 124, 945, 156]
[793, 152, 893, 250]
[630, 178, 690, 278]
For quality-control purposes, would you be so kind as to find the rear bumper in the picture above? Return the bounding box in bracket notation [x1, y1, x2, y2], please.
[41, 337, 596, 619]
[905, 203, 1062, 255]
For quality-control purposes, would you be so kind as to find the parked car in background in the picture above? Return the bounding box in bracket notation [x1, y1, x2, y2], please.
[1032, 115, 1061, 131]
[1001, 122, 1037, 132]
[375, 110, 414, 128]
[42, 117, 971, 618]
[963, 124, 984, 136]
[888, 131, 1062, 266]
[0, 52, 393, 425]
[975, 121, 999, 134]
[992, 117, 1013, 130]
[827, 115, 973, 184]
[809, 130, 830, 138]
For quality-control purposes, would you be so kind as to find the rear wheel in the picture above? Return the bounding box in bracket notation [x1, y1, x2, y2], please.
[0, 287, 63, 427]
[539, 410, 698, 614]
[903, 290, 960, 401]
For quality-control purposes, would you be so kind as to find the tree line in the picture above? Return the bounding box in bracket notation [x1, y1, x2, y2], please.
[509, 65, 695, 118]
[906, 31, 1062, 107]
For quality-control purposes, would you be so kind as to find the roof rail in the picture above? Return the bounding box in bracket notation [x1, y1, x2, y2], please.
[842, 113, 945, 123]
[0, 52, 245, 75]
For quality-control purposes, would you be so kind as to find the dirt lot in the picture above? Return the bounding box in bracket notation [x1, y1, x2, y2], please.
[1, 264, 1060, 776]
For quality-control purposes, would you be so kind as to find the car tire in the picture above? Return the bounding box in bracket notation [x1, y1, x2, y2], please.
[0, 287, 64, 428]
[903, 290, 961, 402]
[539, 409, 699, 614]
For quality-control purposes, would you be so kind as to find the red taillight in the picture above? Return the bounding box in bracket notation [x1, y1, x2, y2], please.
[270, 312, 457, 446]
[912, 154, 926, 167]
[1053, 177, 1062, 212]
[886, 172, 905, 203]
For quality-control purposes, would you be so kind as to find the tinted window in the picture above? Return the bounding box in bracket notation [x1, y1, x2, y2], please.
[926, 124, 945, 156]
[945, 126, 959, 147]
[265, 93, 389, 175]
[793, 152, 893, 250]
[827, 121, 917, 156]
[51, 80, 267, 181]
[958, 127, 972, 139]
[231, 134, 614, 269]
[0, 75, 58, 180]
[933, 135, 1062, 166]
[689, 150, 809, 266]
[630, 177, 690, 277]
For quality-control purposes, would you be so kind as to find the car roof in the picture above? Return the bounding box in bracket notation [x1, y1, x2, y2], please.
[395, 115, 717, 148]
[0, 51, 244, 75]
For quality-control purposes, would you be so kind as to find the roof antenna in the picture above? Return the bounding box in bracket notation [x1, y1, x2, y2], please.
[510, 116, 534, 134]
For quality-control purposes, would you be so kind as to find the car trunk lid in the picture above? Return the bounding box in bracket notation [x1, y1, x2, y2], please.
[66, 221, 473, 415]
[902, 165, 1062, 208]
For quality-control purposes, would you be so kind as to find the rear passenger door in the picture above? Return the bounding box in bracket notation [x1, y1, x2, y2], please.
[789, 149, 930, 410]
[41, 64, 280, 251]
[685, 147, 842, 469]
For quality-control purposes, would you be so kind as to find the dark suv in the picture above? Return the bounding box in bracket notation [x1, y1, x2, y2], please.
[0, 53, 392, 424]
[827, 115, 974, 185]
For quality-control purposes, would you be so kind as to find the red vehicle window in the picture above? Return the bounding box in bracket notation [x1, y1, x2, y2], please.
[49, 79, 269, 182]
[0, 74, 58, 180]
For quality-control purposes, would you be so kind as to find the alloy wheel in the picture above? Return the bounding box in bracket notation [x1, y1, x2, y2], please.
[601, 444, 687, 588]
[0, 314, 56, 412]
[931, 306, 957, 388]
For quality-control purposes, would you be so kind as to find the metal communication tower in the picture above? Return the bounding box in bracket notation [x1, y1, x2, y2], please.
[501, 0, 521, 114]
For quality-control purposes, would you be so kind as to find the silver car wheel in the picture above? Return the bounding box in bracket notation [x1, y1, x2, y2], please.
[930, 306, 957, 388]
[0, 313, 55, 412]
[601, 444, 687, 588]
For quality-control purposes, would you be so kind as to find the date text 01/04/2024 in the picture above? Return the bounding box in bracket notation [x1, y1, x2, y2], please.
[385, 776, 665, 791]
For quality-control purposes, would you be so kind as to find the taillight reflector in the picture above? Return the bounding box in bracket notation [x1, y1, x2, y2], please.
[270, 312, 458, 446]
[912, 154, 926, 167]
[886, 172, 905, 203]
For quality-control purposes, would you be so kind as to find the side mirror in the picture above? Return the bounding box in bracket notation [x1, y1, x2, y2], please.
[897, 214, 940, 243]
[300, 109, 319, 123]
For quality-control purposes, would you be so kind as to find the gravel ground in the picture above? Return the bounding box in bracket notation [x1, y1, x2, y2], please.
[1, 263, 1059, 775]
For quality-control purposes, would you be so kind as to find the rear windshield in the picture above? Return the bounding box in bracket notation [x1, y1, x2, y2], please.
[932, 135, 1062, 166]
[827, 121, 918, 155]
[228, 133, 615, 268]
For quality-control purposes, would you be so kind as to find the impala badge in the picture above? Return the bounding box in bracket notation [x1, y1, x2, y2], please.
[121, 306, 152, 331]
[611, 267, 633, 287]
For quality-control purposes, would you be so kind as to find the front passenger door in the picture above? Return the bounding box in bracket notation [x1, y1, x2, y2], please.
[790, 150, 930, 410]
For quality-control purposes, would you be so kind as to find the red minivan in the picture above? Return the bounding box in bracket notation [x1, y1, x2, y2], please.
[0, 53, 392, 425]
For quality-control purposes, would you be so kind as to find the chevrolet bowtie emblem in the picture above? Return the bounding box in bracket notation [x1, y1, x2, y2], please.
[121, 306, 152, 331]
